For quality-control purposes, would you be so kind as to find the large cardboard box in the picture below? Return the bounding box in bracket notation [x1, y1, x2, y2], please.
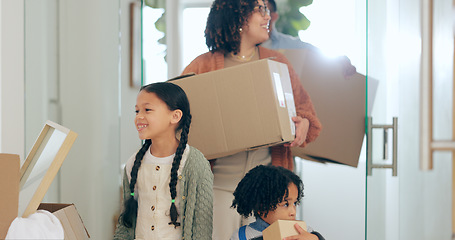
[281, 49, 378, 167]
[39, 203, 90, 240]
[0, 154, 20, 239]
[172, 59, 296, 160]
[263, 220, 307, 240]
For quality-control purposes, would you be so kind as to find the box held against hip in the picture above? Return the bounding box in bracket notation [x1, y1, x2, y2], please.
[281, 49, 378, 167]
[171, 59, 296, 160]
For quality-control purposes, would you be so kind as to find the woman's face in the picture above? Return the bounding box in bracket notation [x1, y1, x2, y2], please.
[241, 0, 271, 46]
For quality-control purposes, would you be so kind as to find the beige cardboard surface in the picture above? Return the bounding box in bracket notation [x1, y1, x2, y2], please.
[281, 49, 378, 167]
[0, 154, 20, 239]
[263, 220, 307, 240]
[39, 203, 90, 240]
[171, 59, 296, 160]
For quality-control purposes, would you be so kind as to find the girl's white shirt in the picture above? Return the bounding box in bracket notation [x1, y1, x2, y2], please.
[125, 144, 189, 240]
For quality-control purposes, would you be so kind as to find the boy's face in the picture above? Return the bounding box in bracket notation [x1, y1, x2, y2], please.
[261, 183, 298, 225]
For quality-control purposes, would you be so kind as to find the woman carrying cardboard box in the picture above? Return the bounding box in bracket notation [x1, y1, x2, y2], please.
[181, 0, 322, 239]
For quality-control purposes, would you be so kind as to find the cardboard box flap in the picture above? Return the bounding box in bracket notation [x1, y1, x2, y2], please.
[39, 203, 90, 240]
[38, 203, 73, 212]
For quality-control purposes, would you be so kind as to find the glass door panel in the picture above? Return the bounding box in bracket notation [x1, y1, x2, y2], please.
[366, 0, 453, 239]
[294, 1, 367, 240]
[366, 0, 400, 239]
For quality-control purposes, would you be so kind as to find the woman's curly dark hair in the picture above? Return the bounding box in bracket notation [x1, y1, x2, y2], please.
[231, 165, 304, 218]
[205, 0, 260, 54]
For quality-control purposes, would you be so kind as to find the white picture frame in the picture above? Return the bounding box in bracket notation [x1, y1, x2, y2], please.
[18, 120, 77, 217]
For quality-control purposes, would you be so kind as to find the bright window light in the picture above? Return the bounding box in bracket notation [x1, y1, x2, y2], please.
[182, 8, 210, 71]
[298, 0, 360, 61]
[142, 7, 167, 84]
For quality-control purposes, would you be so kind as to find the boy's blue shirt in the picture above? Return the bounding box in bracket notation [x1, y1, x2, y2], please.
[249, 218, 270, 232]
[234, 217, 325, 240]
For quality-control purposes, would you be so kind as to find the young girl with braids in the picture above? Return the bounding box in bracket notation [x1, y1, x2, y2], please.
[113, 82, 213, 240]
[230, 165, 324, 240]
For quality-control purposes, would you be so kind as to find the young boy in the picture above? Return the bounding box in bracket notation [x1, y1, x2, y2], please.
[230, 165, 324, 240]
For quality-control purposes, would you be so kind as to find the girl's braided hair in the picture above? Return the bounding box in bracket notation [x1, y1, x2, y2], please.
[120, 82, 191, 228]
[231, 165, 303, 218]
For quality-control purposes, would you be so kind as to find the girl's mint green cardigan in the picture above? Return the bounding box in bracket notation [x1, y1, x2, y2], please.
[113, 146, 213, 240]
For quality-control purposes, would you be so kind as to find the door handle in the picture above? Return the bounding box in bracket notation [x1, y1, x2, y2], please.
[367, 117, 398, 176]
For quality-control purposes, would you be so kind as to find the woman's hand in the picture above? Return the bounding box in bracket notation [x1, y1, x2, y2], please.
[285, 116, 309, 147]
[282, 223, 318, 240]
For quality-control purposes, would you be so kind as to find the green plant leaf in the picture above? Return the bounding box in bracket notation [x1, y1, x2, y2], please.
[144, 0, 165, 8]
[142, 1, 167, 45]
[275, 0, 313, 37]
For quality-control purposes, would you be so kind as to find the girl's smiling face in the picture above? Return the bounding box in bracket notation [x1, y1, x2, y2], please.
[261, 183, 298, 224]
[134, 90, 180, 140]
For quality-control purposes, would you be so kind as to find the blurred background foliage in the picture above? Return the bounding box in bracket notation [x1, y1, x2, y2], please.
[142, 0, 313, 45]
[275, 0, 313, 37]
[144, 0, 166, 45]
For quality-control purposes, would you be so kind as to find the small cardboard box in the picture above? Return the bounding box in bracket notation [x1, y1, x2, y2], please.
[0, 154, 20, 239]
[263, 220, 307, 240]
[172, 59, 296, 160]
[39, 203, 90, 240]
[281, 49, 378, 167]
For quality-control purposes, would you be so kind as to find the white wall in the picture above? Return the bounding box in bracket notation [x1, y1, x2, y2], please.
[0, 0, 24, 158]
[56, 0, 140, 239]
[4, 0, 152, 239]
[120, 2, 143, 166]
[22, 0, 140, 239]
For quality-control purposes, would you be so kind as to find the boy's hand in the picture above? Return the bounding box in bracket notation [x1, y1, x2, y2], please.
[282, 223, 318, 240]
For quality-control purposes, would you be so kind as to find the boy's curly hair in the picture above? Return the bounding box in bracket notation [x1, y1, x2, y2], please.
[231, 165, 304, 218]
[205, 0, 260, 54]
